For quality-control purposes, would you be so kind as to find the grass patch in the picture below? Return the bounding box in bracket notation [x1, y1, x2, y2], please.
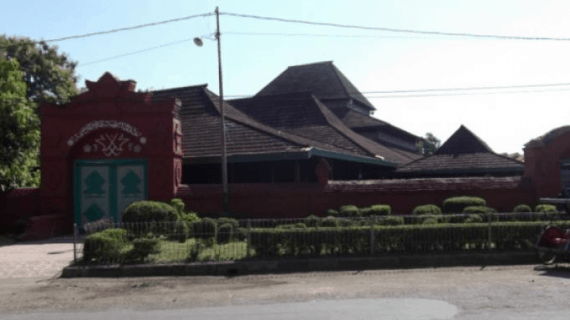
[151, 238, 249, 263]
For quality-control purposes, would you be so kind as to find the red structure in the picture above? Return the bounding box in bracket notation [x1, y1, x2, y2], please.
[24, 73, 182, 236]
[525, 126, 570, 197]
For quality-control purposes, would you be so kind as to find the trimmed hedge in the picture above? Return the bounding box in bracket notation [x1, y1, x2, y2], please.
[82, 228, 128, 263]
[369, 204, 391, 216]
[442, 196, 486, 213]
[339, 205, 360, 217]
[249, 221, 570, 259]
[513, 204, 532, 213]
[535, 204, 558, 213]
[463, 206, 495, 214]
[325, 209, 339, 217]
[122, 200, 178, 224]
[412, 204, 442, 215]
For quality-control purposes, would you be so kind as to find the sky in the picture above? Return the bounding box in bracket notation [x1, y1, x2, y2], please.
[3, 0, 570, 155]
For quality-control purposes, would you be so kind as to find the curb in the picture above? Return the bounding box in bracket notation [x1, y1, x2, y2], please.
[61, 251, 539, 278]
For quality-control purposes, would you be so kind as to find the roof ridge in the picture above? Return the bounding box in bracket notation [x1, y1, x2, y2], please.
[287, 61, 334, 68]
[152, 84, 208, 93]
[435, 125, 493, 155]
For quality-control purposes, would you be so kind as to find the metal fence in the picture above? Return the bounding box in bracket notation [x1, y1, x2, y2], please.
[73, 212, 570, 265]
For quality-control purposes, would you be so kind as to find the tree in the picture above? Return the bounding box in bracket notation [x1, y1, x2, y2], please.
[417, 132, 441, 156]
[0, 58, 40, 191]
[0, 35, 78, 106]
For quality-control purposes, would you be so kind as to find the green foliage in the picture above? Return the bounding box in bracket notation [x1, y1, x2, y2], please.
[276, 223, 307, 230]
[125, 238, 160, 262]
[418, 132, 441, 156]
[463, 206, 493, 214]
[325, 209, 339, 217]
[378, 216, 404, 226]
[369, 204, 391, 216]
[167, 220, 189, 243]
[0, 36, 78, 105]
[513, 204, 532, 213]
[421, 217, 439, 225]
[0, 58, 40, 191]
[170, 198, 185, 215]
[442, 196, 486, 213]
[121, 200, 179, 223]
[339, 205, 360, 217]
[463, 214, 484, 224]
[412, 204, 442, 215]
[535, 204, 557, 213]
[318, 217, 340, 228]
[217, 217, 239, 229]
[359, 208, 372, 217]
[192, 217, 217, 240]
[216, 223, 234, 244]
[180, 212, 200, 225]
[304, 215, 320, 227]
[82, 229, 128, 263]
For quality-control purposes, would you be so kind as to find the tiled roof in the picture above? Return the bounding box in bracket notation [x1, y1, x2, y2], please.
[396, 125, 523, 175]
[230, 92, 417, 164]
[327, 176, 528, 192]
[151, 86, 380, 161]
[341, 110, 421, 141]
[255, 61, 376, 111]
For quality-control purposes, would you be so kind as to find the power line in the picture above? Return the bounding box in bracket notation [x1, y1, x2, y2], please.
[225, 31, 462, 40]
[365, 87, 570, 99]
[78, 38, 198, 67]
[0, 12, 214, 49]
[220, 11, 570, 41]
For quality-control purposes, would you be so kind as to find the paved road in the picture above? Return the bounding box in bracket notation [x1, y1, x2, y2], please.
[2, 239, 570, 319]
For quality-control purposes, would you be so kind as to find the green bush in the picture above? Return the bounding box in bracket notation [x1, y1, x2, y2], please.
[442, 196, 486, 213]
[535, 204, 558, 213]
[463, 214, 483, 224]
[378, 216, 404, 226]
[339, 205, 360, 217]
[463, 206, 493, 214]
[412, 204, 442, 215]
[125, 238, 160, 262]
[325, 209, 339, 217]
[217, 217, 239, 229]
[369, 204, 391, 216]
[421, 217, 439, 225]
[304, 215, 320, 227]
[192, 218, 217, 239]
[216, 223, 234, 244]
[513, 204, 532, 213]
[180, 212, 200, 225]
[170, 198, 186, 216]
[319, 217, 340, 228]
[276, 223, 307, 230]
[122, 200, 179, 224]
[359, 208, 373, 217]
[82, 229, 127, 263]
[167, 220, 189, 243]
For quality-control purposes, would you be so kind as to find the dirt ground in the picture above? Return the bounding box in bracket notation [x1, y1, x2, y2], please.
[2, 265, 570, 317]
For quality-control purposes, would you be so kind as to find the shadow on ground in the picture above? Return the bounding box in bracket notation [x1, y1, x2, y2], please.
[535, 264, 570, 279]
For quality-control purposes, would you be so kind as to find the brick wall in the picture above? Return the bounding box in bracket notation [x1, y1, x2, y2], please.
[0, 188, 40, 232]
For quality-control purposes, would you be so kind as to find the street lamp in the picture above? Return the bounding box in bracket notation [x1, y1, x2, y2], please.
[195, 6, 229, 213]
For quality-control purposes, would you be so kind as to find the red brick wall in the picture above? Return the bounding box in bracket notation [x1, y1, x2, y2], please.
[176, 176, 537, 217]
[0, 188, 40, 232]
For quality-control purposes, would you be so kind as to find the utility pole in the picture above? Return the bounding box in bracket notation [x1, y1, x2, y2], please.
[215, 6, 230, 213]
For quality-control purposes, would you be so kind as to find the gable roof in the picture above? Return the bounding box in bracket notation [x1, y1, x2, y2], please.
[230, 92, 418, 164]
[255, 61, 376, 111]
[396, 125, 523, 175]
[151, 86, 394, 166]
[341, 110, 421, 141]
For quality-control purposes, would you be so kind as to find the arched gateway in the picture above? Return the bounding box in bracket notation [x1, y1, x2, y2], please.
[39, 73, 183, 229]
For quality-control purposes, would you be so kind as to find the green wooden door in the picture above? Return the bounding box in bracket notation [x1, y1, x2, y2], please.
[74, 159, 147, 227]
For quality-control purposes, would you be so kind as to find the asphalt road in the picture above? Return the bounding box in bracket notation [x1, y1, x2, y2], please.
[3, 265, 570, 319]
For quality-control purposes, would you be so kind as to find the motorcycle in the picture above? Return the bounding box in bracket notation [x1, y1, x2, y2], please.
[536, 226, 570, 264]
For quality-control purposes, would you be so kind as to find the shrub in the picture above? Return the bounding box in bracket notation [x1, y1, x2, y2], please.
[535, 204, 558, 213]
[339, 205, 360, 217]
[412, 204, 442, 215]
[217, 217, 239, 229]
[513, 204, 532, 213]
[167, 220, 189, 243]
[192, 218, 217, 240]
[369, 204, 391, 216]
[304, 215, 320, 227]
[422, 217, 439, 225]
[170, 198, 186, 216]
[325, 209, 339, 217]
[180, 212, 200, 225]
[464, 214, 483, 224]
[125, 238, 160, 262]
[359, 208, 373, 217]
[442, 196, 486, 213]
[378, 216, 404, 226]
[319, 217, 340, 228]
[82, 230, 127, 263]
[122, 200, 178, 224]
[463, 206, 492, 214]
[216, 223, 234, 244]
[276, 223, 307, 230]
